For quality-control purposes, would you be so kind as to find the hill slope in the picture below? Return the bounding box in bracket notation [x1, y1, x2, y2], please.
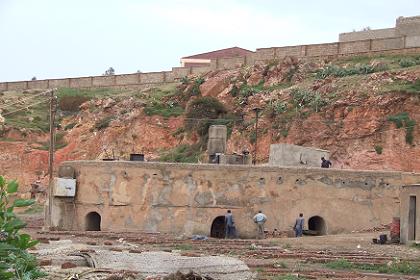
[1, 53, 420, 193]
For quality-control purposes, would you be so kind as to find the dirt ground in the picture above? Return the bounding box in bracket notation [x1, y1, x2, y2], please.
[21, 212, 420, 280]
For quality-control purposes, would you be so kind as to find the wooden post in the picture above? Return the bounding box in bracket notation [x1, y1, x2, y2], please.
[46, 89, 56, 229]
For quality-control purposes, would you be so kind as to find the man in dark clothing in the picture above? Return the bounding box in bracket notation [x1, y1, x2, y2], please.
[294, 213, 304, 237]
[321, 157, 332, 168]
[225, 210, 236, 239]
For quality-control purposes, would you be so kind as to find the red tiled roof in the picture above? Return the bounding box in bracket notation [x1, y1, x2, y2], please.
[182, 47, 254, 60]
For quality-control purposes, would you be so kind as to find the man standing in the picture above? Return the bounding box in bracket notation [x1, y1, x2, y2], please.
[321, 157, 332, 168]
[294, 213, 305, 237]
[253, 210, 267, 239]
[225, 210, 236, 239]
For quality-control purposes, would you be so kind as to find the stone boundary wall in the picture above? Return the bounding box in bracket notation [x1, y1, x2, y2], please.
[1, 36, 420, 92]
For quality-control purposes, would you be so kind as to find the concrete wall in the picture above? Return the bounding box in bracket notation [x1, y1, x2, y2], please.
[400, 185, 420, 244]
[269, 144, 330, 168]
[339, 28, 396, 42]
[396, 16, 420, 36]
[52, 161, 420, 238]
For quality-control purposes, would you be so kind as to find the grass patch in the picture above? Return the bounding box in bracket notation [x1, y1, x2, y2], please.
[274, 261, 288, 269]
[173, 244, 193, 251]
[64, 122, 77, 130]
[290, 88, 328, 112]
[374, 145, 383, 154]
[94, 116, 116, 130]
[35, 131, 68, 151]
[274, 275, 306, 280]
[387, 112, 416, 145]
[158, 144, 202, 163]
[144, 101, 184, 118]
[22, 203, 44, 214]
[325, 259, 420, 275]
[399, 57, 420, 68]
[382, 79, 420, 94]
[315, 64, 383, 79]
[0, 137, 20, 142]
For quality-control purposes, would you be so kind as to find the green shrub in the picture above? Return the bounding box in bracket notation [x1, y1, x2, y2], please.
[249, 130, 257, 144]
[388, 112, 416, 145]
[315, 63, 382, 79]
[64, 122, 76, 130]
[191, 77, 205, 96]
[0, 176, 46, 279]
[399, 58, 417, 68]
[180, 76, 190, 85]
[290, 88, 328, 112]
[184, 97, 228, 143]
[230, 85, 240, 97]
[158, 144, 202, 163]
[266, 100, 288, 117]
[144, 101, 184, 118]
[378, 260, 420, 275]
[94, 116, 115, 130]
[374, 145, 383, 154]
[239, 80, 265, 98]
[57, 90, 90, 112]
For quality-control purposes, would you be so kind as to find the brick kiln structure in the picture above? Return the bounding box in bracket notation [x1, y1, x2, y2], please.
[51, 161, 420, 238]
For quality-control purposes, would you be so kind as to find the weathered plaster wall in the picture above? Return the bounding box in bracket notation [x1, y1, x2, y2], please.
[52, 161, 420, 238]
[269, 144, 330, 168]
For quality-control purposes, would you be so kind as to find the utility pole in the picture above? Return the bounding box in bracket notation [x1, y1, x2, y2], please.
[46, 89, 56, 229]
[252, 107, 262, 165]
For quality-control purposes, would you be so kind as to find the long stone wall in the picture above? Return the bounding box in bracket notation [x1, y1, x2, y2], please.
[2, 36, 420, 92]
[51, 161, 420, 237]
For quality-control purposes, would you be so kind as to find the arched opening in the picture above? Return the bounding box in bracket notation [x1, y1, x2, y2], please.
[210, 216, 226, 238]
[85, 212, 101, 231]
[308, 216, 326, 235]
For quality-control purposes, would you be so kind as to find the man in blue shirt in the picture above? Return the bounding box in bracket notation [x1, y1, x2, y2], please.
[225, 210, 236, 239]
[294, 213, 304, 237]
[253, 210, 267, 239]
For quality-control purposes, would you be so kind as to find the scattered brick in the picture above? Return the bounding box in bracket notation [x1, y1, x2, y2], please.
[86, 241, 97, 245]
[104, 241, 113, 245]
[39, 259, 52, 266]
[61, 262, 77, 269]
[38, 238, 49, 244]
[110, 247, 123, 252]
[79, 249, 95, 253]
[129, 249, 143, 254]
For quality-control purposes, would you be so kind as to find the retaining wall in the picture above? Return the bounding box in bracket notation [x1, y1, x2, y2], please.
[51, 161, 420, 237]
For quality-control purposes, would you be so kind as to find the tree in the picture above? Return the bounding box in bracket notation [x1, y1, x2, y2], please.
[103, 67, 115, 76]
[31, 77, 37, 81]
[0, 176, 46, 279]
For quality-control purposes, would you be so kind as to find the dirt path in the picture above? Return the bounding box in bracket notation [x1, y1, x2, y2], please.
[25, 226, 420, 280]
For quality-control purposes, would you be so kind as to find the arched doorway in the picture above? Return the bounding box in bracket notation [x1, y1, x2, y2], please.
[85, 212, 101, 231]
[308, 216, 326, 235]
[210, 216, 226, 238]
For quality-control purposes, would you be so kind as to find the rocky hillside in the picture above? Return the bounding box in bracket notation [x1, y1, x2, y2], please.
[1, 53, 420, 193]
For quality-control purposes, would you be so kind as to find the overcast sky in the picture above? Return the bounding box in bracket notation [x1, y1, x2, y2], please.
[0, 0, 419, 82]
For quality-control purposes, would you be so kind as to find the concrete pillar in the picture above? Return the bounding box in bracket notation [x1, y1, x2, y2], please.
[207, 125, 227, 155]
